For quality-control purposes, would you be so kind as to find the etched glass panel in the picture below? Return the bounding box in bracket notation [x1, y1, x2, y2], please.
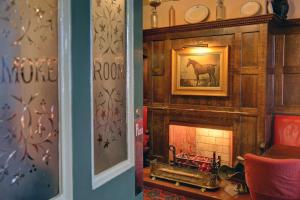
[0, 0, 59, 199]
[93, 0, 127, 174]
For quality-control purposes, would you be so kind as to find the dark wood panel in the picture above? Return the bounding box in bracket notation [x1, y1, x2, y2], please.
[153, 76, 166, 103]
[233, 33, 242, 110]
[275, 106, 300, 114]
[143, 57, 150, 104]
[241, 75, 258, 108]
[150, 109, 167, 162]
[283, 66, 300, 74]
[242, 32, 259, 67]
[240, 116, 257, 154]
[285, 34, 300, 66]
[267, 74, 275, 111]
[274, 28, 300, 113]
[240, 67, 259, 74]
[274, 35, 285, 107]
[151, 40, 165, 76]
[283, 74, 300, 105]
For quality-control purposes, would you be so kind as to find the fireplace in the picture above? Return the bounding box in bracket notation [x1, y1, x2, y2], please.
[169, 124, 233, 169]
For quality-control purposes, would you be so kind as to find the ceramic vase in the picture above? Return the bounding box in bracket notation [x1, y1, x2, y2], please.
[267, 0, 274, 14]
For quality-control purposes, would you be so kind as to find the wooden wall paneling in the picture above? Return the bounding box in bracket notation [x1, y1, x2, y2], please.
[164, 109, 170, 162]
[267, 34, 275, 112]
[241, 32, 259, 67]
[233, 32, 242, 110]
[285, 34, 300, 66]
[274, 34, 285, 107]
[232, 117, 242, 163]
[283, 33, 300, 106]
[151, 40, 166, 104]
[256, 24, 269, 151]
[149, 109, 168, 162]
[283, 74, 300, 105]
[266, 32, 275, 145]
[153, 76, 166, 103]
[146, 41, 154, 105]
[240, 31, 260, 110]
[274, 28, 300, 114]
[143, 57, 149, 104]
[143, 42, 150, 104]
[240, 116, 257, 154]
[219, 34, 235, 108]
[151, 40, 165, 75]
[240, 75, 258, 108]
[164, 39, 172, 105]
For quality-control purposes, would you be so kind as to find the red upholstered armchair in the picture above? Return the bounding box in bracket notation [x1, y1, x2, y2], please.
[245, 153, 300, 200]
[274, 115, 300, 147]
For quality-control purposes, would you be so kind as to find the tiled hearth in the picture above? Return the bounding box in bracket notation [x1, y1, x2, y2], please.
[169, 125, 233, 166]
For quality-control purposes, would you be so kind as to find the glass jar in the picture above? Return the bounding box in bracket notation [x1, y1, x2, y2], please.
[151, 9, 158, 28]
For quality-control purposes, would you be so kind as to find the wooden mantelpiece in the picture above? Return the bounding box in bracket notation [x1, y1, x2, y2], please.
[143, 15, 300, 163]
[144, 14, 282, 39]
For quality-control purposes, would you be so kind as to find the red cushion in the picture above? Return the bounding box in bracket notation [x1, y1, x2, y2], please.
[274, 115, 300, 147]
[245, 153, 300, 200]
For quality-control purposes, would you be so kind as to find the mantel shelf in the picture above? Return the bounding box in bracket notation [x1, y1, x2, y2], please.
[143, 14, 299, 38]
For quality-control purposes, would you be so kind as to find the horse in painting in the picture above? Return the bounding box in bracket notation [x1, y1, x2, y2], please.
[186, 58, 217, 86]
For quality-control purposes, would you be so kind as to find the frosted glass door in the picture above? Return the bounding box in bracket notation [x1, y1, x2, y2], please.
[0, 0, 59, 199]
[92, 0, 127, 174]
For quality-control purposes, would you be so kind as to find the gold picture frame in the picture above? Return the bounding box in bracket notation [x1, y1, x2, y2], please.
[171, 46, 229, 96]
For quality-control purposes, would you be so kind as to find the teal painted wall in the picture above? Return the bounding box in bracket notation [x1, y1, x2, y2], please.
[134, 0, 143, 111]
[134, 0, 143, 199]
[71, 0, 142, 199]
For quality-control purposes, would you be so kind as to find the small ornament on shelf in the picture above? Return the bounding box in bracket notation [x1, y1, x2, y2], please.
[267, 0, 274, 14]
[169, 6, 176, 26]
[149, 0, 161, 28]
[216, 0, 225, 20]
[272, 0, 289, 19]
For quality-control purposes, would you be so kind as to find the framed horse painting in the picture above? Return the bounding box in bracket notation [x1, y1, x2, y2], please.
[171, 46, 228, 96]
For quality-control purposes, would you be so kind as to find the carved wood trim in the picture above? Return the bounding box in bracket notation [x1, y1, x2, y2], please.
[144, 14, 282, 38]
[147, 105, 257, 117]
[283, 18, 300, 27]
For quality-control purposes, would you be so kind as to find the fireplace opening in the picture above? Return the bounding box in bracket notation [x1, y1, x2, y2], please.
[169, 124, 233, 171]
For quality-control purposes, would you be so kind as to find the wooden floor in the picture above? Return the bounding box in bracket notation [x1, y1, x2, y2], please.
[143, 168, 251, 200]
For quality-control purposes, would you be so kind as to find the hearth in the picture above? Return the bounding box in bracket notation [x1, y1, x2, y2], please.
[169, 125, 233, 170]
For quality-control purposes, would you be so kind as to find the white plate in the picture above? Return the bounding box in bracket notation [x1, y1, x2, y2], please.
[185, 5, 209, 24]
[240, 1, 261, 17]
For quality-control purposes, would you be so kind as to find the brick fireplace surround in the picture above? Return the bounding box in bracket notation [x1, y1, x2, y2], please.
[169, 125, 233, 166]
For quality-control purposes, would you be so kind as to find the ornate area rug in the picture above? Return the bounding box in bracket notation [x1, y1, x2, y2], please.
[144, 186, 196, 200]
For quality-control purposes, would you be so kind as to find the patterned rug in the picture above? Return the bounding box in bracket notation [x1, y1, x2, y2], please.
[144, 186, 196, 200]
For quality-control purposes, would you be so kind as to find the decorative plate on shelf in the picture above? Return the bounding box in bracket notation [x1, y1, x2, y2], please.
[240, 1, 261, 17]
[184, 5, 209, 24]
